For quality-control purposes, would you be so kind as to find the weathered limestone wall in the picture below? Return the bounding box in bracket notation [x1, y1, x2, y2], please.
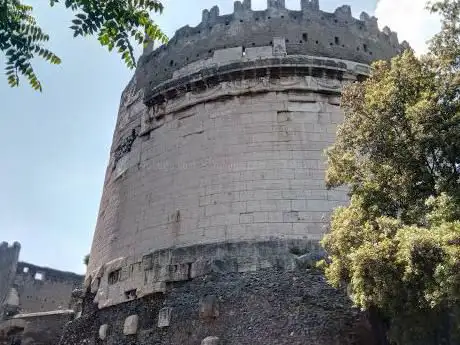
[0, 243, 83, 344]
[62, 3, 408, 344]
[88, 68, 350, 277]
[13, 262, 83, 314]
[87, 240, 324, 309]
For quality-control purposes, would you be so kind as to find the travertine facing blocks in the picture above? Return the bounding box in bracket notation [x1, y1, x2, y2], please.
[88, 83, 348, 275]
[158, 307, 172, 328]
[99, 324, 108, 340]
[123, 315, 138, 335]
[202, 336, 221, 345]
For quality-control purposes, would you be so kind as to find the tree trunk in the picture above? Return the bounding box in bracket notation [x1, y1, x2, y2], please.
[368, 306, 391, 345]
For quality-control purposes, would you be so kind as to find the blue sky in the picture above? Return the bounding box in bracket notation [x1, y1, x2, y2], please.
[0, 0, 439, 274]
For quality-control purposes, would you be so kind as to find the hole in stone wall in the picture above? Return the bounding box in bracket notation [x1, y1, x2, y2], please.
[34, 272, 44, 281]
[255, 17, 259, 21]
[108, 269, 121, 285]
[269, 41, 272, 45]
[285, 39, 289, 43]
[334, 19, 338, 23]
[240, 19, 244, 23]
[268, 16, 271, 19]
[124, 289, 137, 300]
[23, 267, 29, 273]
[335, 36, 340, 45]
[315, 40, 319, 44]
[252, 42, 256, 46]
[281, 15, 284, 18]
[356, 47, 360, 51]
[329, 42, 333, 46]
[225, 21, 230, 25]
[363, 43, 368, 52]
[299, 40, 303, 44]
[198, 30, 201, 34]
[169, 60, 174, 66]
[302, 33, 308, 41]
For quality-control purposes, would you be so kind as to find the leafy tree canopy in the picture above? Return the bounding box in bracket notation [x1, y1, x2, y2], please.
[321, 0, 460, 343]
[0, 0, 167, 91]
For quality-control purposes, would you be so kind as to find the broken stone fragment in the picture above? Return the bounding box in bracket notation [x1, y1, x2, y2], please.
[201, 336, 220, 345]
[158, 307, 172, 328]
[123, 315, 138, 335]
[99, 324, 108, 340]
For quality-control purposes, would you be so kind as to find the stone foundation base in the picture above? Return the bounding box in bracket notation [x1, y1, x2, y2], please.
[60, 267, 378, 345]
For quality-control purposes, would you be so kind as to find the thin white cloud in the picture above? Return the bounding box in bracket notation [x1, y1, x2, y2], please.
[375, 0, 441, 54]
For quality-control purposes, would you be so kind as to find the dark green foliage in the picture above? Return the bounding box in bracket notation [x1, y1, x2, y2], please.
[0, 0, 167, 91]
[83, 254, 89, 266]
[320, 1, 460, 343]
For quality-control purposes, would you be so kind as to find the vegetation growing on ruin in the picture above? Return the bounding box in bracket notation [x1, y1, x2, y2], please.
[0, 0, 167, 91]
[83, 254, 89, 266]
[321, 0, 460, 343]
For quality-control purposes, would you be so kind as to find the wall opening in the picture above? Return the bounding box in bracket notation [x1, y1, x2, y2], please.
[23, 267, 29, 273]
[302, 33, 308, 41]
[124, 289, 137, 300]
[335, 36, 340, 45]
[34, 272, 44, 281]
[108, 269, 121, 285]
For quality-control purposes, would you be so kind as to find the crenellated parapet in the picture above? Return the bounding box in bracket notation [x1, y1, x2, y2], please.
[137, 0, 408, 100]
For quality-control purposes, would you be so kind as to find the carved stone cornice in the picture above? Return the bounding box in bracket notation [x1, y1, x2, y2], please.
[143, 55, 369, 107]
[140, 64, 356, 136]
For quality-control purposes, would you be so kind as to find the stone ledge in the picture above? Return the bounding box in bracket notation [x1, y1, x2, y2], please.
[86, 239, 325, 309]
[12, 310, 75, 319]
[144, 54, 368, 106]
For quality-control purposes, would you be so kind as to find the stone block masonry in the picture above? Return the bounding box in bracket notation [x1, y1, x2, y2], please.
[85, 1, 409, 312]
[67, 1, 405, 344]
[87, 52, 362, 280]
[136, 0, 408, 100]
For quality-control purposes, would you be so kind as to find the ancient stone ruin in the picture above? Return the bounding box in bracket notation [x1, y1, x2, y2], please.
[0, 242, 84, 345]
[8, 1, 409, 344]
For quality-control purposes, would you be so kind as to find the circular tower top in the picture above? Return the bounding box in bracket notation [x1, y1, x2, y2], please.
[137, 0, 407, 100]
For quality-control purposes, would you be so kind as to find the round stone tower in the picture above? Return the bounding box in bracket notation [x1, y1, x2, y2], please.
[69, 1, 406, 344]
